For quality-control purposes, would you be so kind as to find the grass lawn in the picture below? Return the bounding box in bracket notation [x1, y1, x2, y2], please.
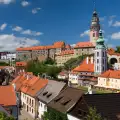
[77, 86, 113, 94]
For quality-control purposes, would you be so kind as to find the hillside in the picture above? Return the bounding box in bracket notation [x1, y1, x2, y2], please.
[64, 54, 94, 70]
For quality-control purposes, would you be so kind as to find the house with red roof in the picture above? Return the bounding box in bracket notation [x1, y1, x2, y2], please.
[95, 70, 120, 91]
[69, 56, 97, 86]
[57, 70, 69, 80]
[0, 85, 18, 119]
[11, 72, 48, 119]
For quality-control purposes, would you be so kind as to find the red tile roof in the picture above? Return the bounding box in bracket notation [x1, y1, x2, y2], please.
[74, 41, 95, 48]
[16, 41, 65, 51]
[16, 62, 27, 67]
[99, 70, 120, 79]
[0, 85, 16, 106]
[72, 57, 94, 72]
[11, 73, 48, 96]
[26, 79, 48, 97]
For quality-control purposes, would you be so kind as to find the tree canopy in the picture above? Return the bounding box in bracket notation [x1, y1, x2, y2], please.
[64, 54, 93, 70]
[0, 112, 15, 120]
[115, 46, 120, 53]
[42, 108, 68, 120]
[86, 107, 107, 120]
[26, 60, 62, 79]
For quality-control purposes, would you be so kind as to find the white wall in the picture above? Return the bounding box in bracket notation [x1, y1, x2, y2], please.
[1, 53, 16, 60]
[114, 63, 120, 70]
[21, 92, 36, 118]
[38, 101, 47, 119]
[69, 73, 79, 84]
[97, 77, 120, 89]
[67, 114, 80, 120]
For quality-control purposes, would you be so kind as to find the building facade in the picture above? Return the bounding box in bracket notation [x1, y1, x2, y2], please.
[94, 30, 107, 75]
[95, 70, 120, 90]
[16, 41, 65, 61]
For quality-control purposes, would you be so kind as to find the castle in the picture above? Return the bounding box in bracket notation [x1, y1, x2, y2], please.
[16, 10, 120, 67]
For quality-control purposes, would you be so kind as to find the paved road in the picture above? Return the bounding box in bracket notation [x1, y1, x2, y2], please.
[18, 109, 35, 120]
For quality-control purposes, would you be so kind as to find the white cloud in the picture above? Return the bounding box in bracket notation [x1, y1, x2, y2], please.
[111, 32, 120, 40]
[0, 34, 40, 51]
[12, 26, 23, 32]
[21, 0, 30, 7]
[109, 15, 116, 19]
[0, 0, 14, 4]
[99, 17, 106, 21]
[32, 8, 41, 14]
[80, 30, 89, 37]
[21, 29, 43, 36]
[112, 21, 120, 27]
[0, 23, 7, 31]
[108, 15, 116, 26]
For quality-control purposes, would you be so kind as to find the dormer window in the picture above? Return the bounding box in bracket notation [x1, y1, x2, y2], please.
[43, 91, 48, 96]
[46, 93, 52, 98]
[61, 99, 71, 106]
[54, 96, 63, 102]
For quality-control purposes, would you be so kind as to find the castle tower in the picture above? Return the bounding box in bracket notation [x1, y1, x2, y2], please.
[94, 30, 107, 75]
[90, 10, 100, 45]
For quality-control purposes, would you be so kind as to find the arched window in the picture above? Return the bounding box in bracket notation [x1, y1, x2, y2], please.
[93, 33, 95, 37]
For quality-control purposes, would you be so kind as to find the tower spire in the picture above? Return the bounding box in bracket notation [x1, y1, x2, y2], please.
[93, 0, 96, 11]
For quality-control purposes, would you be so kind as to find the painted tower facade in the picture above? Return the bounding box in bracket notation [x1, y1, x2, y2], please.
[90, 10, 100, 45]
[94, 30, 107, 75]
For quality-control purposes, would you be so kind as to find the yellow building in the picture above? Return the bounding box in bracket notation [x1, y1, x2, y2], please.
[55, 49, 74, 66]
[95, 70, 120, 90]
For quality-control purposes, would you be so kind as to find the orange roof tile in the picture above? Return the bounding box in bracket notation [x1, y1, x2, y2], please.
[20, 76, 39, 93]
[74, 41, 95, 48]
[11, 75, 27, 91]
[26, 78, 48, 97]
[99, 70, 120, 79]
[12, 73, 48, 96]
[72, 57, 94, 72]
[0, 85, 16, 106]
[0, 66, 8, 69]
[16, 41, 65, 51]
[16, 62, 27, 67]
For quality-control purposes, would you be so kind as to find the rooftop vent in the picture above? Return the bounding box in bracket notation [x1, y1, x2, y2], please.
[46, 93, 52, 98]
[61, 99, 71, 106]
[43, 91, 48, 96]
[54, 96, 63, 102]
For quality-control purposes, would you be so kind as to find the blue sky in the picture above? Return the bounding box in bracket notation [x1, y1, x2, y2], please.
[0, 0, 120, 51]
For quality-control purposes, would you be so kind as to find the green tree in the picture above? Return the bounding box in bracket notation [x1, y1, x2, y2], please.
[0, 62, 9, 66]
[0, 112, 15, 120]
[64, 54, 91, 70]
[86, 107, 106, 120]
[42, 108, 68, 120]
[44, 57, 55, 65]
[115, 46, 120, 53]
[26, 60, 62, 79]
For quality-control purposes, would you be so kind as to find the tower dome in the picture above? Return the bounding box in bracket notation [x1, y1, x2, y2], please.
[96, 30, 104, 43]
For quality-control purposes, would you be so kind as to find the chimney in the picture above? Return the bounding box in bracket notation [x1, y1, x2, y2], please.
[12, 83, 16, 91]
[88, 85, 92, 94]
[38, 73, 40, 78]
[86, 57, 89, 64]
[91, 56, 93, 64]
[23, 69, 25, 73]
[27, 75, 29, 80]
